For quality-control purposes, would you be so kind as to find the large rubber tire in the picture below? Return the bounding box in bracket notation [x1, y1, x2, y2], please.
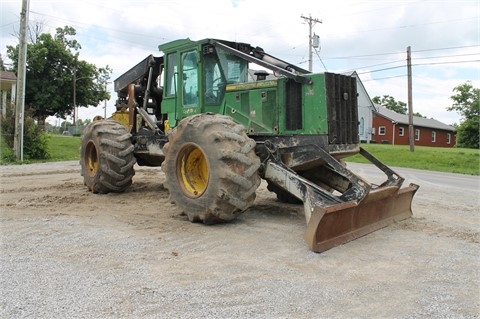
[162, 113, 261, 224]
[80, 120, 136, 194]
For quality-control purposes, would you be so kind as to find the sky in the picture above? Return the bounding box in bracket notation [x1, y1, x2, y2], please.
[1, 0, 479, 126]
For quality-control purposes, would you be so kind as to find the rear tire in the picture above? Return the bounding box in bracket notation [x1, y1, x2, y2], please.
[80, 120, 136, 193]
[162, 113, 261, 224]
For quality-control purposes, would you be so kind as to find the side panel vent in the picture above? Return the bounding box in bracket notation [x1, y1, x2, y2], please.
[285, 80, 303, 130]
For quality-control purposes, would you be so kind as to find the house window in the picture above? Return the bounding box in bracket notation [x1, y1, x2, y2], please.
[379, 126, 386, 135]
[447, 133, 451, 144]
[415, 129, 420, 141]
[432, 131, 436, 143]
[399, 127, 405, 136]
[359, 117, 365, 135]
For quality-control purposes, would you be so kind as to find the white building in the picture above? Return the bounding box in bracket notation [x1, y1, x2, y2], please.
[0, 71, 17, 117]
[350, 71, 374, 143]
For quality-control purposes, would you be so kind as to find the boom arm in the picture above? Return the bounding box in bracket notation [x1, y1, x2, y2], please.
[114, 55, 163, 94]
[210, 40, 312, 84]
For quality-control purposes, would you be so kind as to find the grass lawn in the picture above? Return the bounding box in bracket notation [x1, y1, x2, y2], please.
[347, 143, 479, 175]
[1, 134, 479, 175]
[48, 135, 82, 162]
[0, 134, 81, 164]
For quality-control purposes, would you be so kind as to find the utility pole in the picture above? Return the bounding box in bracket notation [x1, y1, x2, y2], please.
[73, 67, 77, 126]
[14, 0, 29, 161]
[104, 81, 108, 119]
[300, 14, 322, 72]
[407, 46, 415, 152]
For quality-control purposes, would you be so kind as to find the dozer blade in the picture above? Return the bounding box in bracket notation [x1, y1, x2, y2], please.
[304, 183, 419, 253]
[263, 146, 419, 253]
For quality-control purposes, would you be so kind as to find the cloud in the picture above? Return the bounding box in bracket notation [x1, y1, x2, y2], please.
[1, 0, 478, 125]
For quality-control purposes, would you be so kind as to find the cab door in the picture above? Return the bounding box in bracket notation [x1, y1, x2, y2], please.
[180, 50, 200, 118]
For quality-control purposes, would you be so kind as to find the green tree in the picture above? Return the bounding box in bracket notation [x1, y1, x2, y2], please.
[373, 95, 407, 114]
[447, 81, 480, 149]
[77, 118, 91, 126]
[412, 112, 425, 118]
[0, 53, 5, 71]
[6, 26, 111, 126]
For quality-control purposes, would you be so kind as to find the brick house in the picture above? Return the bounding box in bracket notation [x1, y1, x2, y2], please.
[372, 105, 456, 147]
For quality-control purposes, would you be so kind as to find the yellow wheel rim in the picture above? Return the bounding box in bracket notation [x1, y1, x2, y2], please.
[84, 141, 99, 177]
[177, 144, 209, 198]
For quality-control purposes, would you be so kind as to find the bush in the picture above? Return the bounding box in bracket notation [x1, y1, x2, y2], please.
[456, 118, 479, 149]
[1, 105, 51, 161]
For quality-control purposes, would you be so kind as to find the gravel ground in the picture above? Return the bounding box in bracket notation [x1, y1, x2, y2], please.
[0, 161, 478, 318]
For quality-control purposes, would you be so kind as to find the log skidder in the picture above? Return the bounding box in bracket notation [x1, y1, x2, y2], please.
[79, 38, 419, 253]
[80, 120, 136, 194]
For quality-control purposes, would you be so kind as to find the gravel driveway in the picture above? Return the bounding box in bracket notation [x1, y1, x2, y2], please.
[0, 161, 478, 318]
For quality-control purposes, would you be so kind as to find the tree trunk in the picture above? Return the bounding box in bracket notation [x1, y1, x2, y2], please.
[37, 115, 47, 131]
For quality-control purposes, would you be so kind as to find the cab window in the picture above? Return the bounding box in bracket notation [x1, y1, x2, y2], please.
[165, 53, 177, 97]
[182, 50, 199, 106]
[217, 48, 248, 84]
[204, 54, 225, 105]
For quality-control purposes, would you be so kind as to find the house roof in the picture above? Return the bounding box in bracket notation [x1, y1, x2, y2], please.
[374, 104, 455, 132]
[0, 71, 16, 81]
[0, 71, 17, 91]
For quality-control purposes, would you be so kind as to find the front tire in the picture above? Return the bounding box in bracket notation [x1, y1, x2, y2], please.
[80, 120, 136, 193]
[162, 113, 261, 224]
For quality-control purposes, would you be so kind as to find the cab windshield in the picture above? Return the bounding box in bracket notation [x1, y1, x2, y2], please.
[203, 47, 248, 105]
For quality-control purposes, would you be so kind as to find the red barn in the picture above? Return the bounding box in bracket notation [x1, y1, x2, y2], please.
[371, 105, 456, 147]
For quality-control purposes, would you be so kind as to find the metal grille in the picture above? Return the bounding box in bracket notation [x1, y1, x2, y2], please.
[325, 73, 359, 145]
[285, 80, 303, 130]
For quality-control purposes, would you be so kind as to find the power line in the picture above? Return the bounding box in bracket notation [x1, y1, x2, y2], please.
[314, 47, 328, 71]
[412, 44, 480, 53]
[362, 74, 407, 82]
[0, 21, 19, 28]
[322, 45, 480, 61]
[323, 51, 403, 60]
[356, 65, 406, 75]
[341, 59, 405, 74]
[350, 59, 479, 76]
[360, 58, 480, 82]
[324, 48, 480, 75]
[413, 59, 480, 67]
[414, 53, 480, 60]
[29, 10, 168, 42]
